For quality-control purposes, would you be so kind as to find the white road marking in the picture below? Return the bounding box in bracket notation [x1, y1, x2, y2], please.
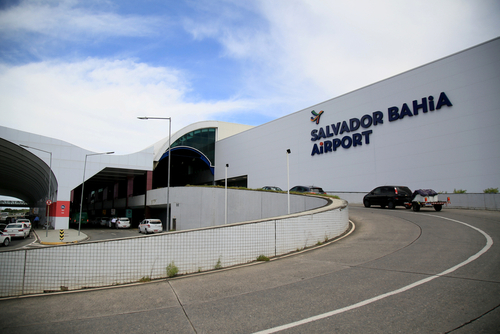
[253, 214, 494, 334]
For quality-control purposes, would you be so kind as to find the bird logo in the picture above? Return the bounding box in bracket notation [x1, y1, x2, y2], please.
[310, 110, 324, 124]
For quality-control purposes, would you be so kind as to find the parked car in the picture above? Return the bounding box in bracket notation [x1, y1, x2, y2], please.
[99, 217, 109, 226]
[363, 186, 413, 209]
[139, 219, 163, 234]
[261, 186, 283, 191]
[3, 223, 30, 238]
[0, 231, 11, 246]
[115, 217, 131, 229]
[289, 185, 326, 194]
[4, 217, 16, 225]
[16, 218, 31, 230]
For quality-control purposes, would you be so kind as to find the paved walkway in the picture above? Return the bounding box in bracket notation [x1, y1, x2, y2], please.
[33, 228, 88, 245]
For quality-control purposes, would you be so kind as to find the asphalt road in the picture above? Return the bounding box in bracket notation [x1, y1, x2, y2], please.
[0, 206, 499, 333]
[0, 229, 36, 251]
[74, 225, 147, 242]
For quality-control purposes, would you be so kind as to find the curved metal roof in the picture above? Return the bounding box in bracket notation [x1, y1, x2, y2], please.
[0, 138, 56, 206]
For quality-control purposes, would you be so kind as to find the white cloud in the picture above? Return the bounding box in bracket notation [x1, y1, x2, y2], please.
[0, 58, 254, 154]
[184, 0, 500, 110]
[0, 0, 499, 155]
[0, 0, 163, 39]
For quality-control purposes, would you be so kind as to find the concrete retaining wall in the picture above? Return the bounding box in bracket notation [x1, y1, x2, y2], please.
[0, 195, 348, 297]
[148, 187, 330, 230]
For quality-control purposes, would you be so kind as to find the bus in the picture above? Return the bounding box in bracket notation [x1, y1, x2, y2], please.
[71, 212, 89, 225]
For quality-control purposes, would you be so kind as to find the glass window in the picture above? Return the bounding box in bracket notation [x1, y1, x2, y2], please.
[170, 128, 216, 164]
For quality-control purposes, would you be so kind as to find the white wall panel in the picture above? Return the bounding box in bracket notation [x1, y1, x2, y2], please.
[215, 38, 500, 194]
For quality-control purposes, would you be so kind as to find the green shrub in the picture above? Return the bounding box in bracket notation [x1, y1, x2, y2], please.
[139, 276, 151, 282]
[484, 187, 499, 194]
[166, 261, 178, 277]
[453, 189, 467, 194]
[256, 255, 270, 262]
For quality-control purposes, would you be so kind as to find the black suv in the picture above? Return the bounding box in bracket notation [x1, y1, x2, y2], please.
[363, 186, 412, 209]
[289, 186, 326, 194]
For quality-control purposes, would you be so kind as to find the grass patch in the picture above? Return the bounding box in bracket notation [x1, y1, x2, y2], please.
[256, 255, 270, 262]
[214, 257, 222, 270]
[166, 261, 179, 277]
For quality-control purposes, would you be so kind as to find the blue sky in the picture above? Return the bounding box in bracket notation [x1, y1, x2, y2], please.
[1, 0, 500, 155]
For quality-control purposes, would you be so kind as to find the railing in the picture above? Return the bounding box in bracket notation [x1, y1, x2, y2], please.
[0, 200, 29, 207]
[0, 197, 349, 297]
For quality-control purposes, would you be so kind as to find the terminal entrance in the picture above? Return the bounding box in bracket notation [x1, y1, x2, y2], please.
[154, 147, 214, 187]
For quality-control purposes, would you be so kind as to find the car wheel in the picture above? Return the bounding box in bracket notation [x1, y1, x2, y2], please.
[412, 202, 420, 212]
[363, 199, 371, 208]
[144, 229, 148, 235]
[434, 204, 442, 212]
[3, 238, 9, 246]
[387, 201, 395, 209]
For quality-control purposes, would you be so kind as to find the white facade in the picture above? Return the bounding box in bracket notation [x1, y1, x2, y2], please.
[0, 126, 153, 229]
[215, 38, 500, 194]
[1, 38, 499, 231]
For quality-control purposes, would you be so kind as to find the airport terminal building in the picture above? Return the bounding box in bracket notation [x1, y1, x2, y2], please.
[1, 37, 499, 230]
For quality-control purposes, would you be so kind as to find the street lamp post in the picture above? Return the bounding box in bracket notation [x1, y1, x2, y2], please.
[20, 145, 52, 237]
[138, 116, 171, 231]
[286, 149, 291, 214]
[79, 151, 114, 235]
[225, 164, 229, 224]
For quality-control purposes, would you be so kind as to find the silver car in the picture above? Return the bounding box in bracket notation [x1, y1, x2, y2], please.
[139, 219, 163, 234]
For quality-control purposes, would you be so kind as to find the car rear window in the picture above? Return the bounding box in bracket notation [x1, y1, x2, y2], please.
[310, 187, 324, 193]
[119, 218, 129, 222]
[396, 187, 412, 195]
[7, 224, 22, 228]
[149, 220, 161, 224]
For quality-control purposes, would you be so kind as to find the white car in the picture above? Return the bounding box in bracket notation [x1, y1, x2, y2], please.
[0, 231, 11, 246]
[139, 219, 163, 234]
[115, 217, 131, 229]
[4, 223, 30, 238]
[16, 219, 31, 230]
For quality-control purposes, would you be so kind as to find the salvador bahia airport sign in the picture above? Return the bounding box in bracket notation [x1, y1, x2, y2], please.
[310, 92, 453, 156]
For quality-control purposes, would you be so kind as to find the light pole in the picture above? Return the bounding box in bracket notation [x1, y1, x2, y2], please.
[225, 164, 229, 224]
[286, 149, 291, 214]
[138, 116, 171, 231]
[79, 151, 114, 235]
[20, 145, 52, 237]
